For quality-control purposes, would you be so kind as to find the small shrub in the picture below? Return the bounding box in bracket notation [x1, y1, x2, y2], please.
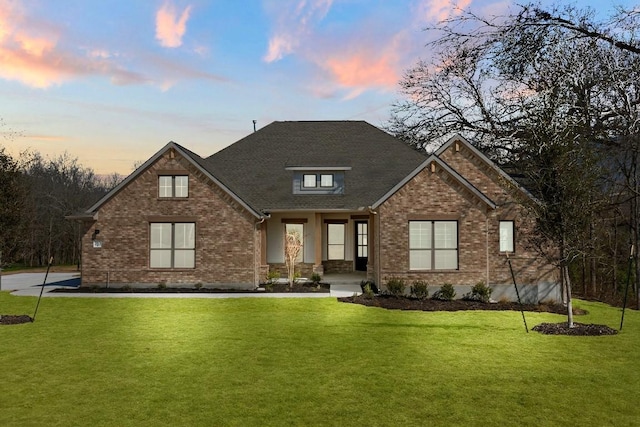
[121, 284, 132, 292]
[362, 283, 375, 299]
[410, 280, 429, 300]
[432, 283, 456, 301]
[90, 284, 101, 293]
[386, 277, 406, 297]
[360, 280, 378, 294]
[310, 272, 322, 284]
[463, 281, 493, 303]
[157, 282, 167, 290]
[266, 271, 280, 285]
[194, 282, 203, 290]
[498, 296, 511, 304]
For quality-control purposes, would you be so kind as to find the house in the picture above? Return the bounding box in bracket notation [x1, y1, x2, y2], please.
[72, 121, 560, 302]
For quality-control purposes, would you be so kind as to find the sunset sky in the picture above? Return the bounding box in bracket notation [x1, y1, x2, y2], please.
[0, 0, 631, 175]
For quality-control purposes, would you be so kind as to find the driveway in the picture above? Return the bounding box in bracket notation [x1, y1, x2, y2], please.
[1, 272, 361, 298]
[0, 272, 80, 296]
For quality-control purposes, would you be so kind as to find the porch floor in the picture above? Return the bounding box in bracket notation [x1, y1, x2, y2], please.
[324, 272, 365, 297]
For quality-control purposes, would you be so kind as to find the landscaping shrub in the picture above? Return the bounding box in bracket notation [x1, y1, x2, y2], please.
[386, 277, 406, 297]
[462, 281, 493, 303]
[266, 271, 280, 285]
[362, 283, 375, 299]
[360, 280, 378, 294]
[410, 280, 429, 300]
[432, 283, 456, 301]
[311, 272, 322, 284]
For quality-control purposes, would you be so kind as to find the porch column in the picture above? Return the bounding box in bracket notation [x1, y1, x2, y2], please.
[314, 213, 323, 276]
[368, 212, 375, 281]
[261, 223, 267, 266]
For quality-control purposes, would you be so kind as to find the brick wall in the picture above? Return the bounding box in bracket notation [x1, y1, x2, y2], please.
[322, 260, 353, 274]
[80, 148, 260, 289]
[376, 142, 558, 300]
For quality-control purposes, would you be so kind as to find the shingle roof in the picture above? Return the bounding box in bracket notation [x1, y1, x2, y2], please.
[203, 121, 427, 211]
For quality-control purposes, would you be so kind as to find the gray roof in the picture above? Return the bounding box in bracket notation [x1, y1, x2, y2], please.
[204, 121, 427, 211]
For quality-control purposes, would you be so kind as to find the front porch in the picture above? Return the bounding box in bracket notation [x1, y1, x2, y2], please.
[262, 211, 376, 284]
[324, 271, 366, 297]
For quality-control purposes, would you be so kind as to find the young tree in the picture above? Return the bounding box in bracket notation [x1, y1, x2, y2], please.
[284, 230, 302, 289]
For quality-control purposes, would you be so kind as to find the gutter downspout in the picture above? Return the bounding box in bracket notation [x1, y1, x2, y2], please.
[486, 216, 490, 287]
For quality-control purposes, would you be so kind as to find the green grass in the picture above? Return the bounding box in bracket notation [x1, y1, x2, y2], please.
[1, 293, 639, 426]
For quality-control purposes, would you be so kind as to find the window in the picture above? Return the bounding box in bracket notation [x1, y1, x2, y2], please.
[499, 221, 515, 252]
[303, 174, 317, 188]
[284, 223, 304, 263]
[158, 176, 188, 198]
[292, 170, 345, 194]
[409, 221, 458, 270]
[150, 223, 195, 268]
[327, 223, 345, 260]
[320, 174, 334, 187]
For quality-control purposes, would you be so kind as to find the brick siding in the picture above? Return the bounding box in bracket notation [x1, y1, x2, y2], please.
[80, 149, 260, 289]
[377, 142, 558, 298]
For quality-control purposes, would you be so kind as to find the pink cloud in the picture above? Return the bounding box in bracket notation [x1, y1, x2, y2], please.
[263, 0, 333, 62]
[0, 1, 222, 89]
[419, 0, 473, 22]
[0, 1, 147, 88]
[155, 2, 192, 48]
[263, 1, 443, 99]
[321, 45, 402, 99]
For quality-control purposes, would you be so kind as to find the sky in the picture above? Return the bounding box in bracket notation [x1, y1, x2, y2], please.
[0, 0, 632, 175]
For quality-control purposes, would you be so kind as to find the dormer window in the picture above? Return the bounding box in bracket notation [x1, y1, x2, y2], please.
[287, 167, 349, 195]
[320, 174, 334, 187]
[303, 174, 317, 188]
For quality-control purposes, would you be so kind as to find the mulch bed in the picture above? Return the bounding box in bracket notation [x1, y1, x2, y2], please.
[51, 283, 330, 294]
[0, 315, 33, 325]
[337, 294, 585, 314]
[338, 294, 618, 336]
[532, 322, 618, 336]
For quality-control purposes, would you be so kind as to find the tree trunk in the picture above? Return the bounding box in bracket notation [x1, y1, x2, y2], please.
[581, 255, 587, 295]
[563, 264, 574, 328]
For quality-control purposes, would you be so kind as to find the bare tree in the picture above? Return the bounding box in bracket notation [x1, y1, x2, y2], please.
[389, 2, 640, 320]
[284, 230, 302, 289]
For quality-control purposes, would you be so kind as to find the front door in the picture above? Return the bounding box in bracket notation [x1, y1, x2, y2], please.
[355, 221, 368, 271]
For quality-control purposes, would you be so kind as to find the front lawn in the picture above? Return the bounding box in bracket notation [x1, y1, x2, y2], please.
[1, 293, 638, 426]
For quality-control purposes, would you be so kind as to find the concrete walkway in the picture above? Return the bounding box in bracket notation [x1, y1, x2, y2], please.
[2, 272, 361, 298]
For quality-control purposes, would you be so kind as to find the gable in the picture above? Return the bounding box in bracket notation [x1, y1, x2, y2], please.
[85, 142, 262, 219]
[372, 156, 496, 211]
[436, 135, 536, 203]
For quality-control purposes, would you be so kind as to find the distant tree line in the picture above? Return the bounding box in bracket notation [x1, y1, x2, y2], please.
[389, 3, 640, 308]
[0, 144, 120, 268]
